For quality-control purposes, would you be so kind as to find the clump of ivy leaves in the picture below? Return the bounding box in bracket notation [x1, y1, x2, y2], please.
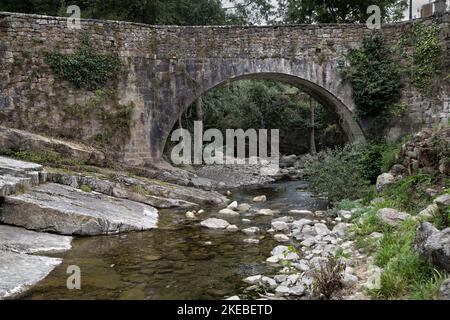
[339, 33, 404, 129]
[395, 22, 443, 95]
[44, 35, 122, 90]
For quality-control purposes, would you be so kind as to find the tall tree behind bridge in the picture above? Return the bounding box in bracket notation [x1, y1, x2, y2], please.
[0, 0, 228, 25]
[277, 0, 408, 23]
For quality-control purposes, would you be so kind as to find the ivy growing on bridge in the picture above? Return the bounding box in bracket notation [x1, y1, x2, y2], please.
[396, 23, 443, 95]
[44, 38, 122, 91]
[339, 33, 403, 120]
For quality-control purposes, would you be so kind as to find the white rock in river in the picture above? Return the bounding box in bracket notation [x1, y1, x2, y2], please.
[243, 275, 262, 285]
[252, 195, 267, 203]
[271, 221, 289, 231]
[243, 238, 260, 244]
[266, 255, 281, 263]
[260, 276, 277, 289]
[301, 237, 316, 247]
[314, 223, 330, 236]
[332, 223, 351, 238]
[257, 208, 277, 216]
[270, 245, 299, 261]
[274, 234, 289, 242]
[275, 285, 290, 296]
[200, 218, 230, 229]
[226, 295, 240, 300]
[226, 225, 239, 232]
[185, 211, 196, 219]
[237, 203, 251, 212]
[242, 227, 260, 235]
[218, 208, 240, 217]
[289, 285, 305, 296]
[227, 201, 238, 210]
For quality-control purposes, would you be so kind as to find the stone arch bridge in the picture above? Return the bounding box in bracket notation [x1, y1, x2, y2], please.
[0, 12, 449, 165]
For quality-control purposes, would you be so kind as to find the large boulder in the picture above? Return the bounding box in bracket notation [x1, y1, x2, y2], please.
[414, 222, 450, 272]
[439, 278, 450, 300]
[0, 225, 72, 254]
[376, 173, 395, 192]
[377, 208, 411, 227]
[0, 251, 62, 299]
[0, 183, 158, 235]
[0, 126, 105, 166]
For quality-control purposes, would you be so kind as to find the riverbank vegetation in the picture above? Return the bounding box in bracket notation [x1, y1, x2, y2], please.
[304, 127, 450, 299]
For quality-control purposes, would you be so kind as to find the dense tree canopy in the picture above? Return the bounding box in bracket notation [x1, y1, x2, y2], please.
[0, 0, 228, 25]
[278, 0, 408, 24]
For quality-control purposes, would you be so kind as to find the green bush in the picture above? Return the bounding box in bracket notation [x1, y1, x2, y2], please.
[382, 173, 433, 214]
[303, 145, 372, 203]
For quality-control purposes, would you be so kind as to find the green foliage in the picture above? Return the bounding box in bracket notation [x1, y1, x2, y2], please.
[2, 150, 84, 167]
[0, 0, 231, 26]
[370, 219, 444, 299]
[44, 38, 121, 90]
[281, 0, 407, 24]
[340, 33, 403, 119]
[303, 145, 372, 203]
[398, 23, 443, 94]
[94, 103, 134, 147]
[80, 184, 92, 193]
[382, 173, 433, 214]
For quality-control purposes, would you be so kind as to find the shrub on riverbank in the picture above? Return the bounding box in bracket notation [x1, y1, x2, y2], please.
[303, 141, 403, 203]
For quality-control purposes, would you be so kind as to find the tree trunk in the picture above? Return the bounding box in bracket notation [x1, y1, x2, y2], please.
[195, 97, 203, 122]
[409, 0, 413, 20]
[309, 97, 317, 155]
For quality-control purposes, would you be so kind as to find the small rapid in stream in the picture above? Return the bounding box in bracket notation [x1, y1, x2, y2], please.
[22, 181, 327, 300]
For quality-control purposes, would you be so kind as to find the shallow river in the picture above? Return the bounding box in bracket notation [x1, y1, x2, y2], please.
[22, 181, 327, 300]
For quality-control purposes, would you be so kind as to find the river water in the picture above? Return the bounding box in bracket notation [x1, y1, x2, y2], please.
[22, 181, 327, 300]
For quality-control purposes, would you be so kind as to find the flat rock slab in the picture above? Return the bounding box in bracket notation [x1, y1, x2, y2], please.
[0, 183, 158, 235]
[0, 225, 72, 254]
[0, 250, 61, 299]
[0, 156, 42, 174]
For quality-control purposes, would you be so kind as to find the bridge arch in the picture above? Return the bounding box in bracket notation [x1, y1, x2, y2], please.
[154, 66, 366, 160]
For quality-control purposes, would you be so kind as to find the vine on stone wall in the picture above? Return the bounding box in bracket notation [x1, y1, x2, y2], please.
[396, 23, 442, 94]
[44, 38, 122, 90]
[339, 33, 403, 119]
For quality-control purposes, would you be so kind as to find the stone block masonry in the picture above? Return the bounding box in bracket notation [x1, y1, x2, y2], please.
[0, 12, 449, 165]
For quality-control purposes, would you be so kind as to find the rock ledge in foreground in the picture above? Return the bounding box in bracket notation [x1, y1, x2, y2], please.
[0, 183, 158, 235]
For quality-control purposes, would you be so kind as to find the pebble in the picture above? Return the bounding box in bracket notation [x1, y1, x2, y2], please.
[252, 195, 267, 203]
[243, 238, 260, 244]
[218, 208, 240, 217]
[227, 201, 238, 210]
[257, 208, 277, 216]
[275, 285, 290, 296]
[185, 211, 196, 219]
[271, 221, 289, 231]
[242, 227, 260, 235]
[226, 225, 239, 232]
[237, 203, 251, 212]
[274, 234, 289, 242]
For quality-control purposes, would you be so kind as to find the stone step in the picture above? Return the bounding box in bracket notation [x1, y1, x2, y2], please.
[0, 225, 72, 254]
[0, 183, 158, 235]
[0, 250, 62, 299]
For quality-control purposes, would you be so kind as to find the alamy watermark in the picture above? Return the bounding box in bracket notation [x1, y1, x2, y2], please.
[170, 121, 280, 176]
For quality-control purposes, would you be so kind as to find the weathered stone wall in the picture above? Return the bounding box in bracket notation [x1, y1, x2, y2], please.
[0, 12, 448, 165]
